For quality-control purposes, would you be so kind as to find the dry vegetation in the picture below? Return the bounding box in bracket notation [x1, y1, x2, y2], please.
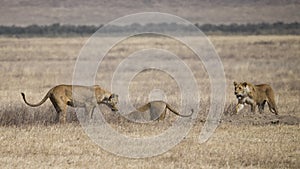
[0, 35, 299, 168]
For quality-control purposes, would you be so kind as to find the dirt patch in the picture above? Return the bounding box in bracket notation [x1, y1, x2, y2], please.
[220, 103, 300, 126]
[222, 113, 300, 126]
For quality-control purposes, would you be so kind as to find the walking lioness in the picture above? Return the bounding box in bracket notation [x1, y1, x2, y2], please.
[233, 81, 278, 115]
[21, 85, 119, 123]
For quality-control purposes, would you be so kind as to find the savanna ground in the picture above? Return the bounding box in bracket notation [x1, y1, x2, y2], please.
[0, 35, 299, 168]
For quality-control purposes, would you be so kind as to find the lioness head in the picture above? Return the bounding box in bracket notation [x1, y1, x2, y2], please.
[233, 81, 251, 99]
[100, 94, 119, 111]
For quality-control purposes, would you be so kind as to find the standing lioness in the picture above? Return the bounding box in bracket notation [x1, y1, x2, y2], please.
[234, 81, 278, 115]
[21, 85, 118, 123]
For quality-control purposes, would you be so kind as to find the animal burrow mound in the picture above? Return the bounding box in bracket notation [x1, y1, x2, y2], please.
[222, 113, 300, 126]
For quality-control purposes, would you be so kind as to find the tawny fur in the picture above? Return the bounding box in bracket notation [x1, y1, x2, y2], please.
[136, 101, 194, 121]
[234, 81, 278, 115]
[21, 84, 118, 123]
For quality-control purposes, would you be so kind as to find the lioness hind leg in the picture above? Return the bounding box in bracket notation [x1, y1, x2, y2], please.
[266, 89, 278, 115]
[52, 97, 67, 123]
[267, 101, 278, 115]
[49, 97, 61, 123]
[158, 108, 167, 121]
[58, 103, 67, 123]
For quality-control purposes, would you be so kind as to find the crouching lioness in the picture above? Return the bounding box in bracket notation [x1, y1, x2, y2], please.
[233, 81, 278, 115]
[135, 101, 194, 121]
[21, 85, 118, 123]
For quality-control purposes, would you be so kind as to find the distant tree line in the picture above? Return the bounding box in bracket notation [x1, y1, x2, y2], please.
[196, 22, 300, 35]
[0, 23, 100, 37]
[0, 22, 299, 36]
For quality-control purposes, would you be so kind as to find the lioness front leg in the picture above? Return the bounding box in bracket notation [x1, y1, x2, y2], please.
[235, 103, 244, 114]
[89, 106, 96, 119]
[85, 104, 96, 120]
[258, 100, 266, 114]
[250, 103, 256, 113]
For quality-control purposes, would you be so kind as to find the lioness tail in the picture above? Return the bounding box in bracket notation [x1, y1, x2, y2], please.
[21, 90, 51, 107]
[166, 103, 194, 117]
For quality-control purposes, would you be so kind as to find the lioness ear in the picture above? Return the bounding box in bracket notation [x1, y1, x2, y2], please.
[242, 82, 248, 87]
[109, 94, 118, 99]
[251, 85, 256, 92]
[233, 81, 238, 86]
[102, 95, 110, 101]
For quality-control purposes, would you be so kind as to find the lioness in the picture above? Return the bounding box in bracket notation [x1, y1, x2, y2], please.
[233, 81, 278, 115]
[21, 84, 118, 123]
[134, 101, 194, 121]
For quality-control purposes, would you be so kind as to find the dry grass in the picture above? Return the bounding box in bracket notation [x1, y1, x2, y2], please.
[0, 35, 299, 168]
[0, 124, 298, 168]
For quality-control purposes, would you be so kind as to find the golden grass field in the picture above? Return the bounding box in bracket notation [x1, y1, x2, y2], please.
[0, 35, 299, 168]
